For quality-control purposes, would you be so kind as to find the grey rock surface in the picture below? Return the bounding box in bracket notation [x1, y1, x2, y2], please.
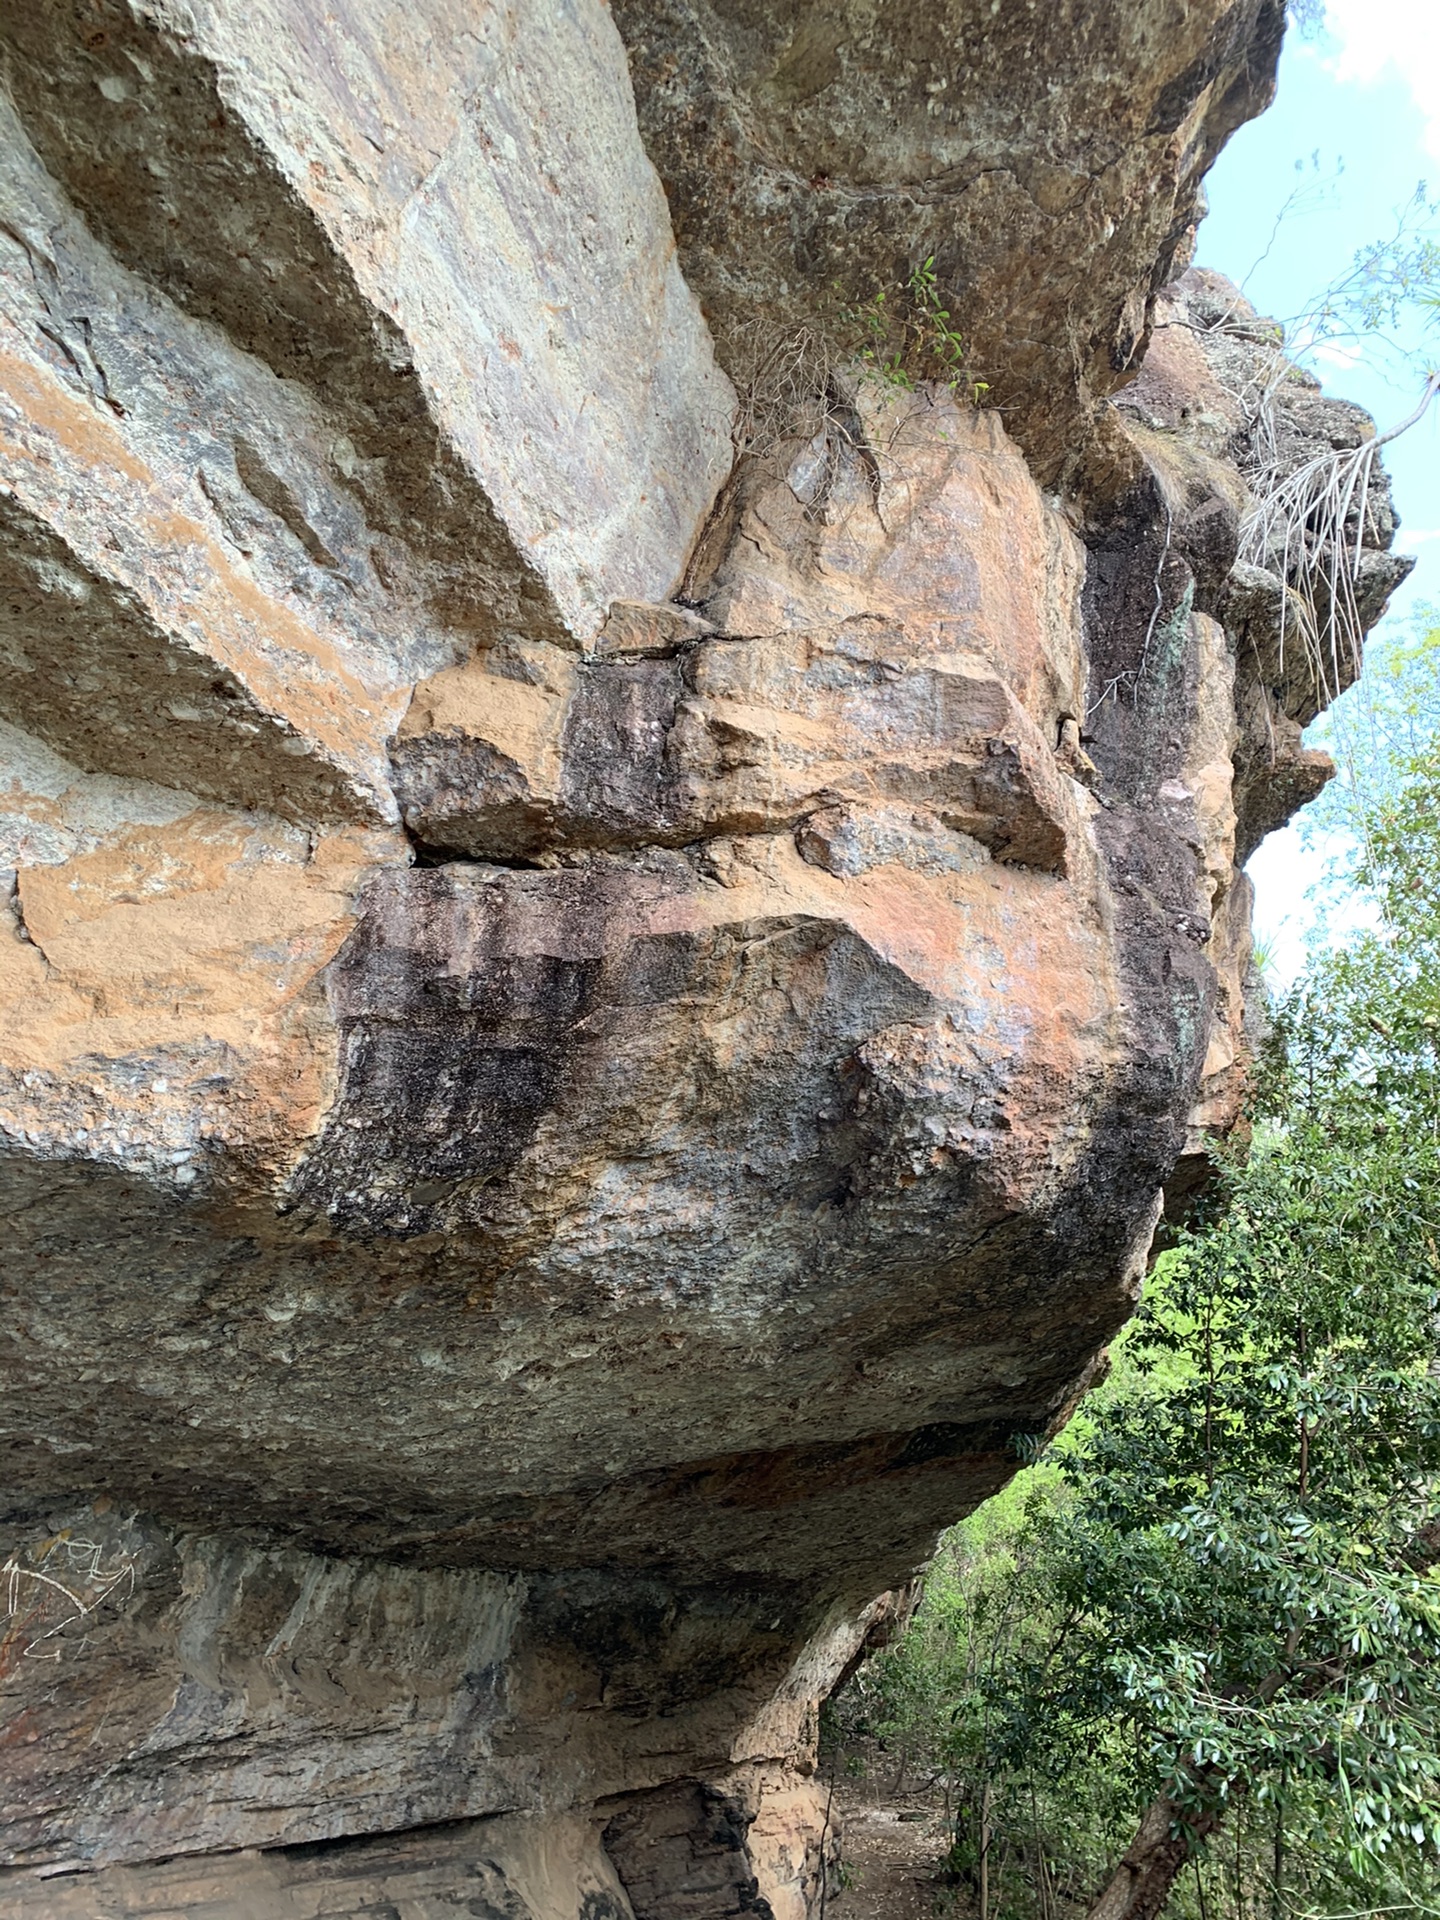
[611, 0, 1286, 484]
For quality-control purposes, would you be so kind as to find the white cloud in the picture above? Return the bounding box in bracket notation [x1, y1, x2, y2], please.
[1320, 0, 1440, 165]
[1311, 338, 1365, 368]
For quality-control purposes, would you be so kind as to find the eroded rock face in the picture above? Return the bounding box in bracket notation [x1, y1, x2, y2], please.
[1101, 264, 1412, 1196]
[611, 0, 1286, 483]
[392, 398, 1079, 870]
[0, 5, 1408, 1917]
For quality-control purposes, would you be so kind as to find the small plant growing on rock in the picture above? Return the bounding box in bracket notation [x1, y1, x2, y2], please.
[724, 251, 988, 474]
[848, 255, 990, 404]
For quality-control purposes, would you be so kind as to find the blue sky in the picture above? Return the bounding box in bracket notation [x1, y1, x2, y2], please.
[1193, 3, 1440, 978]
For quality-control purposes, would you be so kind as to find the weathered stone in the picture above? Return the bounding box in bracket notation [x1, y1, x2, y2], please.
[610, 0, 1286, 483]
[596, 601, 720, 658]
[0, 0, 734, 651]
[1091, 263, 1413, 1182]
[11, 1810, 639, 1920]
[394, 395, 1082, 870]
[0, 4, 1415, 1916]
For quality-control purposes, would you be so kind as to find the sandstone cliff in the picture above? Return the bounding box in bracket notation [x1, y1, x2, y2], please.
[0, 4, 1409, 1916]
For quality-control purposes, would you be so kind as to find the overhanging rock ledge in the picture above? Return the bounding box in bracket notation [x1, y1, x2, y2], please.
[0, 3, 1407, 1915]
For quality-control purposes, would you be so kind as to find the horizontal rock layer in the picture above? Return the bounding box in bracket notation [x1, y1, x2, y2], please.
[0, 4, 1408, 1916]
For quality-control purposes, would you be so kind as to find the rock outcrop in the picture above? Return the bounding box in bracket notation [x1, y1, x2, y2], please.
[0, 4, 1408, 1916]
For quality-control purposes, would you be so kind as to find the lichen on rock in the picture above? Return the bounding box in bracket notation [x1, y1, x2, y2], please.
[0, 4, 1411, 1917]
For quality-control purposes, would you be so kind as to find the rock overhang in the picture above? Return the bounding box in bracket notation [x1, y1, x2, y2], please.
[0, 4, 1414, 1916]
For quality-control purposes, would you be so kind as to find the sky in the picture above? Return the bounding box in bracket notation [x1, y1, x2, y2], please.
[1193, 0, 1440, 982]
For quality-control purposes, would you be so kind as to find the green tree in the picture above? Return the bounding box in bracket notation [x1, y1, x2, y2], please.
[1042, 757, 1440, 1917]
[837, 742, 1440, 1920]
[1306, 606, 1440, 847]
[1027, 1105, 1440, 1919]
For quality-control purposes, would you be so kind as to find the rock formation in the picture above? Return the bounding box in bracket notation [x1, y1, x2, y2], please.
[0, 2, 1408, 1915]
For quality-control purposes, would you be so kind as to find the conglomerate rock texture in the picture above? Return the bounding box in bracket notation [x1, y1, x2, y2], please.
[0, 3, 1409, 1916]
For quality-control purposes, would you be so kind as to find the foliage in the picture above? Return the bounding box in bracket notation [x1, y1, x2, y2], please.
[847, 256, 990, 404]
[725, 252, 988, 469]
[1285, 0, 1327, 34]
[1306, 605, 1440, 840]
[1305, 186, 1440, 361]
[830, 742, 1440, 1918]
[1288, 605, 1440, 972]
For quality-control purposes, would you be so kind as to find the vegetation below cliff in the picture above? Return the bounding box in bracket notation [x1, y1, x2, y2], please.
[829, 679, 1440, 1918]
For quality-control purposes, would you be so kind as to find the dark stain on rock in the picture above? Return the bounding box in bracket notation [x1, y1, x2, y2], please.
[605, 1782, 777, 1920]
[558, 657, 687, 841]
[287, 867, 632, 1236]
